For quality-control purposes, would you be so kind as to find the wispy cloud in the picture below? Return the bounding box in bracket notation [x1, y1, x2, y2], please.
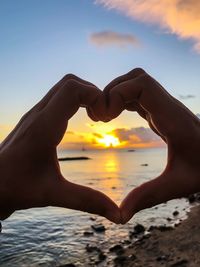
[89, 31, 140, 48]
[96, 0, 200, 53]
[179, 94, 196, 100]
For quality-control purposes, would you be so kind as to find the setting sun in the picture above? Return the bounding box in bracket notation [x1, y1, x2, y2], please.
[97, 134, 120, 148]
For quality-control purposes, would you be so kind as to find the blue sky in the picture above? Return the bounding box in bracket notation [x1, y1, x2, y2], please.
[0, 0, 199, 147]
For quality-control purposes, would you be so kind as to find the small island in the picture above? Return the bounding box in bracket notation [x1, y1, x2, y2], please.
[58, 156, 91, 161]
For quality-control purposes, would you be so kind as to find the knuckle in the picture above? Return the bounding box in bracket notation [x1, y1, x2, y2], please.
[63, 73, 77, 81]
[137, 73, 152, 88]
[62, 78, 80, 100]
[127, 67, 146, 77]
[65, 78, 77, 86]
[64, 78, 78, 90]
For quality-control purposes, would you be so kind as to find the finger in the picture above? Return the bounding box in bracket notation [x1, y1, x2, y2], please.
[103, 69, 145, 118]
[2, 75, 95, 145]
[33, 74, 95, 111]
[104, 68, 145, 97]
[120, 169, 197, 224]
[107, 73, 194, 140]
[86, 107, 100, 122]
[88, 93, 111, 122]
[41, 79, 101, 145]
[48, 177, 121, 224]
[126, 102, 166, 142]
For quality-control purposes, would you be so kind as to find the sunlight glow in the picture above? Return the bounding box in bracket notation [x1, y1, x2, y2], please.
[97, 134, 120, 148]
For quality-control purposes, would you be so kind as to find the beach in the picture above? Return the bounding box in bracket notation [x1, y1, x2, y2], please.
[126, 204, 200, 267]
[107, 202, 200, 267]
[57, 196, 199, 267]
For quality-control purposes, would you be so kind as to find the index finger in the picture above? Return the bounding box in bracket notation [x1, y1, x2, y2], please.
[104, 68, 145, 97]
[108, 72, 198, 140]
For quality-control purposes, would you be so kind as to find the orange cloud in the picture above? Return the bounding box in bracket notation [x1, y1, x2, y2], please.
[89, 31, 140, 48]
[96, 0, 200, 53]
[59, 126, 164, 150]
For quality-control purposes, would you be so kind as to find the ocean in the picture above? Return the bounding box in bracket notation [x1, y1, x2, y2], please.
[0, 148, 190, 266]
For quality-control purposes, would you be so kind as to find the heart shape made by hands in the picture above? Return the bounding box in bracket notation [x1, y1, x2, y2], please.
[1, 68, 199, 224]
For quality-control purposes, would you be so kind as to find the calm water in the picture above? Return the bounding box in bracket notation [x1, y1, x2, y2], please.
[0, 148, 190, 266]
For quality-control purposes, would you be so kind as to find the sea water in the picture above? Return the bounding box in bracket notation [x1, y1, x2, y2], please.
[0, 148, 190, 266]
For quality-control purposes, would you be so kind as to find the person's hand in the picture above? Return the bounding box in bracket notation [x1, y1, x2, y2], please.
[0, 74, 121, 223]
[101, 68, 200, 223]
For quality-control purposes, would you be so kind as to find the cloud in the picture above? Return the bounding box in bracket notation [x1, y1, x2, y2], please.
[59, 125, 164, 150]
[65, 131, 75, 135]
[111, 127, 163, 147]
[96, 0, 200, 53]
[89, 31, 140, 48]
[92, 132, 103, 138]
[179, 94, 195, 99]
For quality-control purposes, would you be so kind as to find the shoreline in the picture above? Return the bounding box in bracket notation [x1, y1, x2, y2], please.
[107, 203, 200, 266]
[77, 198, 200, 266]
[58, 196, 200, 267]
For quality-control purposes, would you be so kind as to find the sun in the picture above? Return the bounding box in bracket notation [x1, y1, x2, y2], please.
[97, 134, 120, 148]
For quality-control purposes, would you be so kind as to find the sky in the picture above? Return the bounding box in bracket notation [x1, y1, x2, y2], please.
[0, 0, 200, 149]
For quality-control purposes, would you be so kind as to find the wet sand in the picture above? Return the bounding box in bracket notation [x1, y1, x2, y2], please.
[110, 204, 200, 267]
[80, 198, 200, 267]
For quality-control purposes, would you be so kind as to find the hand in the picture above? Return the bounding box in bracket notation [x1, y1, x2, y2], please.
[0, 74, 120, 223]
[101, 68, 200, 223]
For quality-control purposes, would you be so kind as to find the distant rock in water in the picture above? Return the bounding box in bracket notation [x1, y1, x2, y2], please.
[91, 224, 106, 233]
[58, 156, 90, 161]
[127, 149, 135, 152]
[141, 163, 148, 166]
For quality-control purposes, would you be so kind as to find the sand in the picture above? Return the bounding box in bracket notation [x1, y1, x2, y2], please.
[115, 205, 200, 267]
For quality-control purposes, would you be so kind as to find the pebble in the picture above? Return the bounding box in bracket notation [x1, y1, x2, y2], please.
[129, 254, 137, 261]
[156, 255, 168, 261]
[173, 211, 179, 216]
[188, 194, 196, 203]
[91, 224, 106, 233]
[170, 259, 188, 266]
[114, 255, 128, 264]
[122, 240, 131, 245]
[98, 252, 107, 261]
[133, 224, 145, 234]
[85, 244, 100, 253]
[109, 244, 124, 253]
[89, 217, 96, 221]
[83, 231, 94, 236]
[149, 225, 173, 232]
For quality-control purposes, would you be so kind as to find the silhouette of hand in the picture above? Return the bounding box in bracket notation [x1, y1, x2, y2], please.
[102, 68, 200, 223]
[0, 74, 120, 223]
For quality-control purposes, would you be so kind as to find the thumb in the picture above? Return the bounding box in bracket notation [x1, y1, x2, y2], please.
[48, 177, 121, 224]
